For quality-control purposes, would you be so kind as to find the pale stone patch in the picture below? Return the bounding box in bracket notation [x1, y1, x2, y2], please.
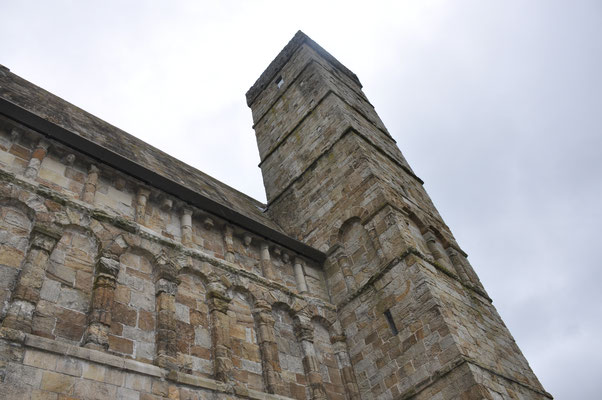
[175, 302, 190, 324]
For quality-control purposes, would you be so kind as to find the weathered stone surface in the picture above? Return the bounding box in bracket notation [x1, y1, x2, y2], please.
[0, 31, 549, 400]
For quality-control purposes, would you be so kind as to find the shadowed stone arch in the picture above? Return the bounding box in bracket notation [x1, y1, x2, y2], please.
[32, 223, 100, 343]
[0, 197, 36, 290]
[175, 263, 213, 376]
[227, 285, 265, 392]
[334, 215, 380, 290]
[310, 315, 358, 400]
[104, 245, 165, 361]
[0, 198, 48, 329]
[271, 301, 306, 398]
[327, 205, 371, 249]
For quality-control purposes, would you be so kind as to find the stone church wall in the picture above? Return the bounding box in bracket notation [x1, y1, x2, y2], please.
[0, 112, 355, 399]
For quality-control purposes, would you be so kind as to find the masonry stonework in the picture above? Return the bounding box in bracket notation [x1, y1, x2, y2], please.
[0, 32, 550, 399]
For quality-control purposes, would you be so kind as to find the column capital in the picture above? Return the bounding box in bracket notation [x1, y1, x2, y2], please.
[295, 322, 314, 343]
[30, 224, 61, 252]
[155, 278, 178, 296]
[97, 256, 120, 277]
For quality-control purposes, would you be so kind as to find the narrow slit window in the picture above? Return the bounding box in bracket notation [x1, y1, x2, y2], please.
[276, 76, 284, 89]
[384, 309, 398, 335]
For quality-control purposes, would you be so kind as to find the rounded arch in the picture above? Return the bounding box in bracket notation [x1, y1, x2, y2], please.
[0, 197, 36, 222]
[271, 300, 295, 317]
[272, 301, 306, 399]
[49, 223, 101, 277]
[402, 206, 427, 233]
[178, 266, 210, 286]
[174, 266, 213, 377]
[0, 197, 36, 269]
[428, 226, 450, 249]
[311, 314, 334, 333]
[119, 245, 157, 271]
[311, 316, 347, 398]
[228, 283, 258, 307]
[36, 223, 101, 343]
[328, 206, 372, 248]
[227, 284, 265, 392]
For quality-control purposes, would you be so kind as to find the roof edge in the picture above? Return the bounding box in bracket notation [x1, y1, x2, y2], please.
[246, 30, 362, 106]
[0, 97, 326, 263]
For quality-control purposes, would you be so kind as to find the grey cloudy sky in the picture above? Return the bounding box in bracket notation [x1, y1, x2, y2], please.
[2, 1, 600, 398]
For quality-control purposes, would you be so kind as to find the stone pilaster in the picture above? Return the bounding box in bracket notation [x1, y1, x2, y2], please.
[83, 256, 120, 350]
[155, 277, 179, 370]
[293, 257, 308, 294]
[3, 224, 61, 332]
[82, 164, 99, 203]
[253, 301, 285, 395]
[223, 224, 235, 263]
[331, 334, 360, 400]
[207, 279, 232, 383]
[259, 242, 276, 281]
[424, 231, 447, 265]
[446, 247, 471, 284]
[135, 187, 151, 224]
[333, 246, 356, 293]
[24, 138, 50, 179]
[448, 247, 486, 292]
[366, 222, 385, 262]
[295, 317, 326, 400]
[180, 207, 193, 246]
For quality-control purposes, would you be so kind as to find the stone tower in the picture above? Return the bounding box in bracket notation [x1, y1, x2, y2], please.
[247, 31, 551, 399]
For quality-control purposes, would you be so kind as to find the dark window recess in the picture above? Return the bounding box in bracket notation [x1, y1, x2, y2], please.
[384, 309, 398, 335]
[276, 76, 284, 89]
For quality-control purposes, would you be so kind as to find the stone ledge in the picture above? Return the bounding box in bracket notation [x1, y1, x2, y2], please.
[337, 246, 491, 310]
[395, 356, 553, 400]
[1, 327, 296, 400]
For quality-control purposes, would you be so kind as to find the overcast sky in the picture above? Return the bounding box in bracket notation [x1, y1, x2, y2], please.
[2, 1, 600, 398]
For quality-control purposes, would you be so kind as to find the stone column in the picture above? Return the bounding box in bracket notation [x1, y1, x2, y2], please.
[24, 138, 50, 179]
[82, 164, 99, 203]
[331, 334, 361, 400]
[135, 187, 151, 224]
[295, 317, 326, 400]
[207, 280, 232, 383]
[83, 256, 120, 350]
[293, 257, 309, 294]
[423, 231, 447, 265]
[223, 224, 235, 263]
[155, 277, 179, 370]
[366, 222, 385, 261]
[3, 225, 60, 332]
[259, 242, 276, 281]
[180, 208, 193, 246]
[333, 246, 356, 293]
[446, 247, 471, 284]
[448, 248, 485, 292]
[253, 301, 285, 395]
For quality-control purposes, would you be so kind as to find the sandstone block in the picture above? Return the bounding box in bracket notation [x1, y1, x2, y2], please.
[125, 372, 152, 392]
[108, 335, 133, 355]
[40, 370, 75, 394]
[23, 349, 59, 370]
[73, 378, 118, 399]
[56, 357, 82, 377]
[82, 362, 106, 382]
